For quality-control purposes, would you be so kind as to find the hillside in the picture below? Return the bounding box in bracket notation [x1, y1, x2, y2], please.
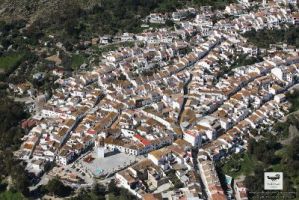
[0, 0, 99, 21]
[0, 0, 186, 40]
[0, 0, 234, 39]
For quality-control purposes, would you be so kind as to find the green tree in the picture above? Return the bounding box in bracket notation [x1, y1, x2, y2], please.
[45, 177, 73, 197]
[288, 137, 299, 160]
[108, 180, 120, 196]
[92, 183, 106, 196]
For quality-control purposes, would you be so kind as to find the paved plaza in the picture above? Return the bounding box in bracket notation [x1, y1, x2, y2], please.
[77, 151, 138, 178]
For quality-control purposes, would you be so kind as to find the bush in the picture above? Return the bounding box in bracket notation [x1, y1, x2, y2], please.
[45, 177, 73, 197]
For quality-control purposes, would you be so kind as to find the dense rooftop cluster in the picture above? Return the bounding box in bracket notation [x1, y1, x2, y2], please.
[11, 0, 299, 199]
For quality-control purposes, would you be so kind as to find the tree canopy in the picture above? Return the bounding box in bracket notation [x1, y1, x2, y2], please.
[44, 177, 73, 197]
[243, 25, 299, 48]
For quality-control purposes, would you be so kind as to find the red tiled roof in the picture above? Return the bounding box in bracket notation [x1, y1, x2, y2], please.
[134, 134, 151, 146]
[87, 129, 97, 135]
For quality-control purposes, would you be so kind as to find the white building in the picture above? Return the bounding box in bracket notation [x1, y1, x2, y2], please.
[183, 130, 202, 147]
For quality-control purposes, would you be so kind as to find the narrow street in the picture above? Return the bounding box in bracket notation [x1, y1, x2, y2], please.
[177, 74, 193, 124]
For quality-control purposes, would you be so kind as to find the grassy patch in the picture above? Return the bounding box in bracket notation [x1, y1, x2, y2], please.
[0, 53, 25, 73]
[70, 54, 86, 70]
[0, 190, 26, 200]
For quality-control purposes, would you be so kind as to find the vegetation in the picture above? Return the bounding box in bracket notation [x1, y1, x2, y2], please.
[243, 131, 297, 197]
[220, 153, 255, 178]
[0, 53, 25, 73]
[0, 0, 237, 43]
[1, 0, 291, 199]
[72, 180, 136, 200]
[147, 20, 175, 30]
[0, 86, 32, 197]
[192, 0, 236, 10]
[70, 54, 87, 70]
[219, 135, 281, 177]
[217, 53, 263, 79]
[0, 96, 28, 150]
[0, 51, 38, 83]
[73, 188, 105, 200]
[0, 145, 31, 197]
[155, 0, 184, 12]
[286, 89, 299, 112]
[0, 190, 26, 200]
[243, 25, 299, 48]
[219, 129, 298, 198]
[43, 177, 73, 197]
[93, 41, 135, 58]
[108, 191, 137, 200]
[166, 169, 184, 189]
[220, 91, 299, 199]
[27, 0, 182, 40]
[108, 179, 120, 196]
[273, 121, 289, 138]
[80, 0, 183, 36]
[230, 53, 263, 68]
[247, 136, 282, 165]
[245, 135, 298, 199]
[0, 20, 31, 49]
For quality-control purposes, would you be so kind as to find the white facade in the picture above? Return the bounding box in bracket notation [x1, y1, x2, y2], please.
[183, 130, 202, 147]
